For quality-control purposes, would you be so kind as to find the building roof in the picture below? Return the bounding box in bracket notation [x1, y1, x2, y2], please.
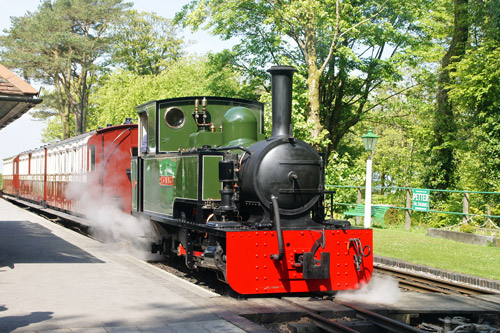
[0, 63, 42, 130]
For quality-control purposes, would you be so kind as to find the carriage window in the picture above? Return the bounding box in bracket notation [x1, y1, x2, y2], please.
[14, 161, 18, 175]
[89, 145, 96, 172]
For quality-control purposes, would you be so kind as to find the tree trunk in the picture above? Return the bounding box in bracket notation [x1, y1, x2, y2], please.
[303, 12, 324, 142]
[74, 67, 88, 135]
[306, 67, 323, 139]
[54, 77, 71, 140]
[62, 108, 71, 140]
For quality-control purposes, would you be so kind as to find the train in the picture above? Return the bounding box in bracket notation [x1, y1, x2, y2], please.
[2, 121, 137, 215]
[2, 66, 373, 294]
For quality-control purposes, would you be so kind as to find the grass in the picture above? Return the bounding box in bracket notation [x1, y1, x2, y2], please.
[372, 226, 500, 281]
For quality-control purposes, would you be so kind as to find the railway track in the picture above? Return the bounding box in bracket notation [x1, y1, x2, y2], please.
[284, 298, 424, 332]
[374, 265, 500, 296]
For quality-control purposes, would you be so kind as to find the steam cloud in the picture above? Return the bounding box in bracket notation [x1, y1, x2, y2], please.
[65, 172, 154, 259]
[335, 274, 401, 305]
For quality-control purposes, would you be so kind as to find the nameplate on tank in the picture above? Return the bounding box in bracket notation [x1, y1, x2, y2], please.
[159, 159, 176, 186]
[159, 176, 174, 186]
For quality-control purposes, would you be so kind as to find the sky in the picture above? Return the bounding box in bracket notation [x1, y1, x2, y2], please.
[0, 0, 234, 173]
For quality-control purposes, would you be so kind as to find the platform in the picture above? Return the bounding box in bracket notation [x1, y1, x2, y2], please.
[0, 198, 266, 332]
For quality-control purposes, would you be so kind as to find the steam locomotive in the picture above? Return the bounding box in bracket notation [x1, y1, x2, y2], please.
[3, 66, 373, 294]
[132, 66, 373, 294]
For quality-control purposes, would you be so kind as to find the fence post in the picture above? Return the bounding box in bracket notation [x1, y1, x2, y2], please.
[357, 187, 362, 225]
[463, 192, 469, 223]
[405, 189, 412, 230]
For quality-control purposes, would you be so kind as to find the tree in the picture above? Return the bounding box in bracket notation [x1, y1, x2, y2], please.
[424, 0, 469, 191]
[88, 56, 255, 128]
[448, 0, 500, 191]
[176, 0, 434, 158]
[0, 0, 130, 139]
[31, 89, 72, 142]
[110, 10, 185, 75]
[40, 117, 68, 143]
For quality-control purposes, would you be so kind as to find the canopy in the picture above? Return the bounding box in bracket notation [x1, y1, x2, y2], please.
[0, 63, 42, 130]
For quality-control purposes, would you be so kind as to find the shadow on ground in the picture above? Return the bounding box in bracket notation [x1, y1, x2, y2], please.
[0, 220, 103, 269]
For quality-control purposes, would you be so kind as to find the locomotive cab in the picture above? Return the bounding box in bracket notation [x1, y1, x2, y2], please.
[135, 97, 265, 153]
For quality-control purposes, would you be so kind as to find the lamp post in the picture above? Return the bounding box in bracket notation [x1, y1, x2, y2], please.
[361, 127, 379, 228]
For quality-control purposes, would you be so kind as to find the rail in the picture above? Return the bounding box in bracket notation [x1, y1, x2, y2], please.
[334, 301, 424, 333]
[284, 298, 424, 333]
[373, 265, 499, 296]
[285, 300, 358, 332]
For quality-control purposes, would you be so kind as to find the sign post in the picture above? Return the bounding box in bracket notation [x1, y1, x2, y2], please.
[412, 189, 430, 212]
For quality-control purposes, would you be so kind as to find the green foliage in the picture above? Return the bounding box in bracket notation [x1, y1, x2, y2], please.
[420, 0, 500, 197]
[110, 10, 185, 75]
[327, 78, 437, 213]
[448, 44, 500, 192]
[328, 0, 500, 230]
[0, 174, 3, 190]
[368, 85, 435, 189]
[88, 56, 255, 128]
[422, 0, 469, 192]
[324, 153, 365, 217]
[325, 153, 364, 189]
[205, 51, 263, 101]
[0, 0, 131, 138]
[30, 88, 65, 128]
[441, 0, 500, 197]
[40, 117, 67, 144]
[461, 222, 478, 234]
[177, 0, 438, 159]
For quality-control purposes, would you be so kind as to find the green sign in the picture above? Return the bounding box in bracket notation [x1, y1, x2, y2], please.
[412, 189, 430, 212]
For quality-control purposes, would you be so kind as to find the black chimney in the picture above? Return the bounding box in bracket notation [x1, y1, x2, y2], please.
[267, 66, 297, 138]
